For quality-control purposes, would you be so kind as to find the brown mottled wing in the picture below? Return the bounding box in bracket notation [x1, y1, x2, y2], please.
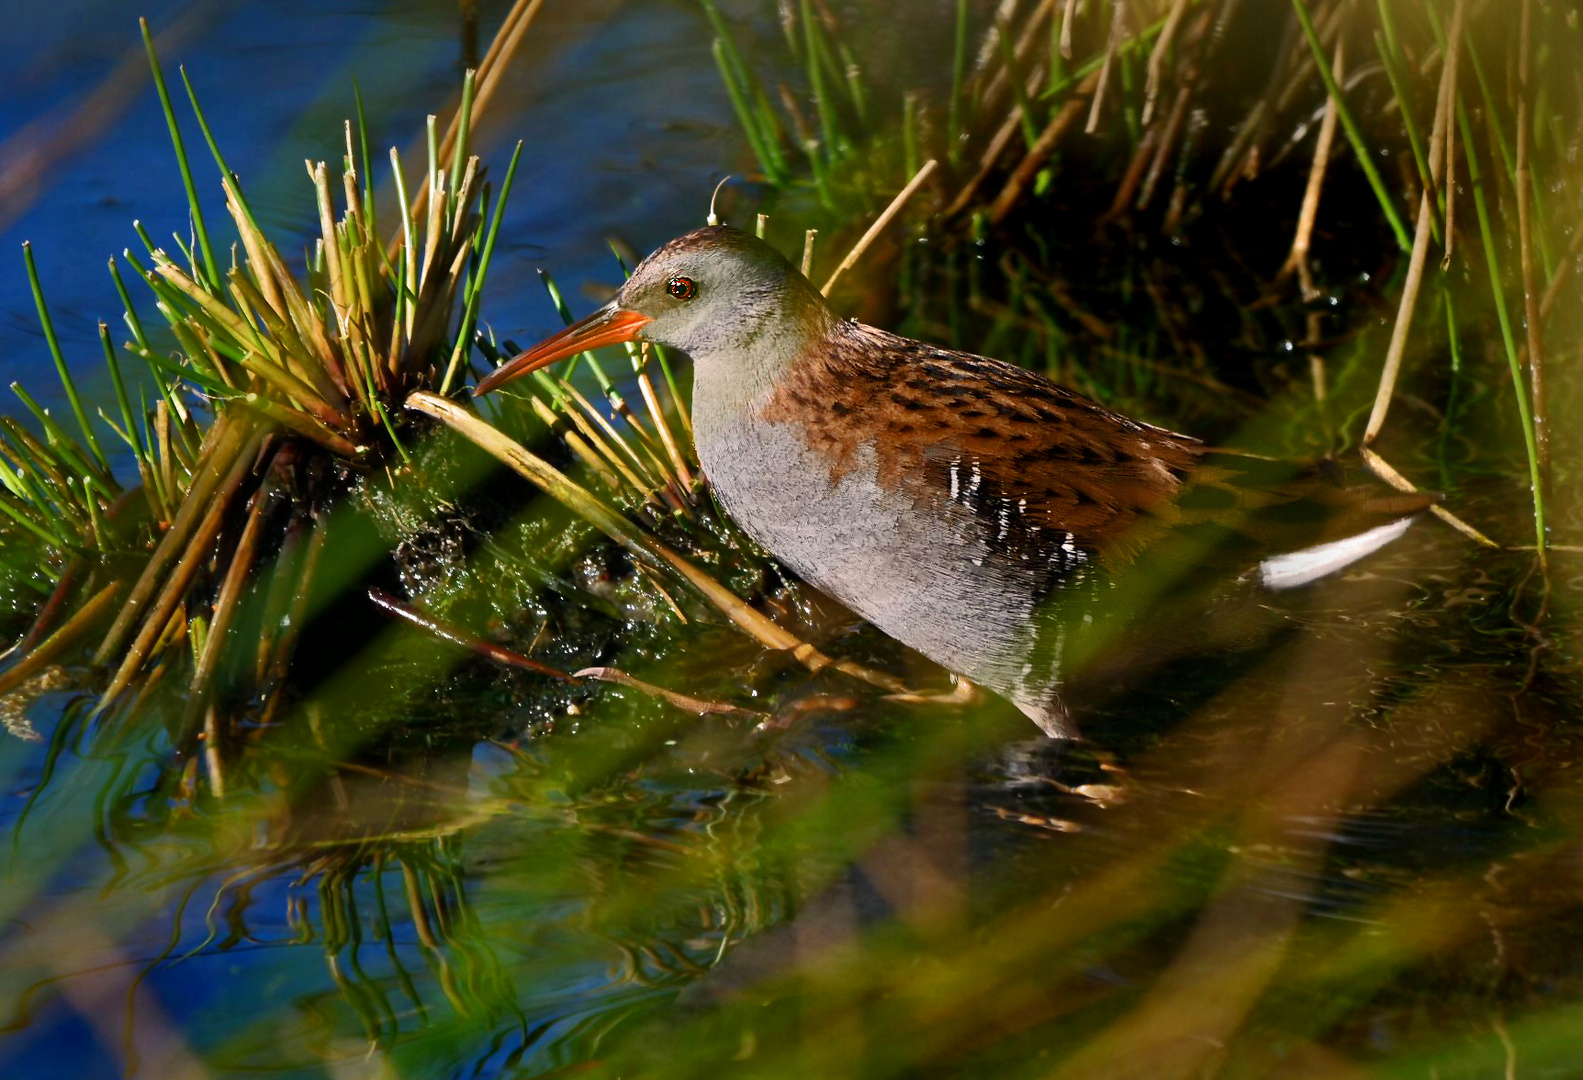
[797, 324, 1202, 562]
[784, 323, 1431, 574]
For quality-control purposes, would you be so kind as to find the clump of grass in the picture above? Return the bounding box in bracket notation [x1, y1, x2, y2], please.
[0, 21, 522, 727]
[720, 0, 1567, 575]
[3, 2, 949, 801]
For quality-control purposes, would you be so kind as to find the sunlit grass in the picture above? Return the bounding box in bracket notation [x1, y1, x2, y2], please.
[1, 0, 1581, 1078]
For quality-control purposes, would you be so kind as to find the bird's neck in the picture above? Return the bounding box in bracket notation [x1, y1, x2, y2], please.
[689, 304, 842, 448]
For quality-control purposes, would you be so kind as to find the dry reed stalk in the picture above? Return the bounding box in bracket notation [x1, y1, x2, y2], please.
[978, 0, 1059, 114]
[250, 504, 302, 687]
[1085, 0, 1124, 133]
[573, 667, 765, 719]
[556, 379, 663, 495]
[201, 704, 225, 797]
[822, 159, 938, 296]
[1536, 217, 1583, 325]
[311, 161, 349, 319]
[1136, 83, 1190, 209]
[1213, 0, 1334, 197]
[93, 415, 249, 664]
[9, 558, 86, 658]
[951, 19, 1072, 213]
[1362, 216, 1434, 434]
[1142, 0, 1191, 125]
[101, 426, 267, 705]
[1060, 0, 1080, 57]
[635, 354, 694, 491]
[974, 0, 1025, 72]
[258, 515, 328, 706]
[396, 0, 548, 253]
[0, 581, 122, 696]
[989, 79, 1097, 223]
[1359, 447, 1496, 548]
[1103, 123, 1161, 219]
[1308, 331, 1327, 404]
[529, 395, 622, 491]
[946, 110, 1023, 217]
[184, 481, 272, 731]
[1279, 34, 1345, 295]
[367, 588, 577, 681]
[1363, 0, 1464, 445]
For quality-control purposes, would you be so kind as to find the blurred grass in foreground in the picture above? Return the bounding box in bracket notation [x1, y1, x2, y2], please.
[3, 0, 1583, 1077]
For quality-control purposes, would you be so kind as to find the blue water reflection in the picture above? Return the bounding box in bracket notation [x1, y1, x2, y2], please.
[2, 0, 738, 424]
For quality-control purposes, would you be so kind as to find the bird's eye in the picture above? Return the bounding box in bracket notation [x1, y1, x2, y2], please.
[667, 276, 698, 300]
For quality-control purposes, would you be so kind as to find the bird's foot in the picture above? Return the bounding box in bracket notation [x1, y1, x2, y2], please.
[883, 674, 982, 708]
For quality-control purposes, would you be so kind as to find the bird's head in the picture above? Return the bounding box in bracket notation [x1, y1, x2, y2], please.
[474, 225, 836, 398]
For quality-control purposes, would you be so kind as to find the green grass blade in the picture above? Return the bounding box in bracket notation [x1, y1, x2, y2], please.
[996, 19, 1039, 150]
[141, 18, 221, 291]
[0, 441, 28, 500]
[8, 383, 116, 500]
[902, 91, 921, 181]
[178, 64, 263, 238]
[131, 221, 160, 259]
[389, 148, 418, 341]
[1374, 0, 1402, 58]
[1458, 102, 1545, 562]
[0, 422, 81, 528]
[23, 242, 109, 472]
[98, 322, 150, 469]
[948, 0, 969, 165]
[0, 488, 68, 549]
[353, 76, 376, 225]
[442, 139, 523, 395]
[1288, 0, 1411, 253]
[447, 68, 477, 211]
[711, 39, 781, 186]
[372, 398, 411, 465]
[426, 115, 439, 201]
[701, 0, 788, 182]
[800, 0, 839, 160]
[109, 256, 152, 351]
[1374, 31, 1436, 244]
[135, 346, 241, 402]
[837, 41, 868, 126]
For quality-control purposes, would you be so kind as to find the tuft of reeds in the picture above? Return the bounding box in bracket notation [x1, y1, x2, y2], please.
[720, 0, 1568, 575]
[0, 22, 522, 723]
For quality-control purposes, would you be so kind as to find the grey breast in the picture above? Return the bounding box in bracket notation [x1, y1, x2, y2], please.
[696, 406, 1072, 708]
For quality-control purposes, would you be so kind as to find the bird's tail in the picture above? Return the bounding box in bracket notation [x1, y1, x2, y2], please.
[1157, 451, 1437, 589]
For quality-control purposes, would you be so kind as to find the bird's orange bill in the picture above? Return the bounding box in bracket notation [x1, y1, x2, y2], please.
[474, 305, 652, 395]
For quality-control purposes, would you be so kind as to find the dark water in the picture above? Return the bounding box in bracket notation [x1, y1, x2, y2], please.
[4, 2, 1583, 1079]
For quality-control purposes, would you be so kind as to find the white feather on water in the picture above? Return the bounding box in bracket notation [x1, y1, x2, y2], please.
[1258, 517, 1415, 590]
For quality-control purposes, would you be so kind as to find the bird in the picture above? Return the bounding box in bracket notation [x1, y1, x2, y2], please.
[475, 224, 1432, 737]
